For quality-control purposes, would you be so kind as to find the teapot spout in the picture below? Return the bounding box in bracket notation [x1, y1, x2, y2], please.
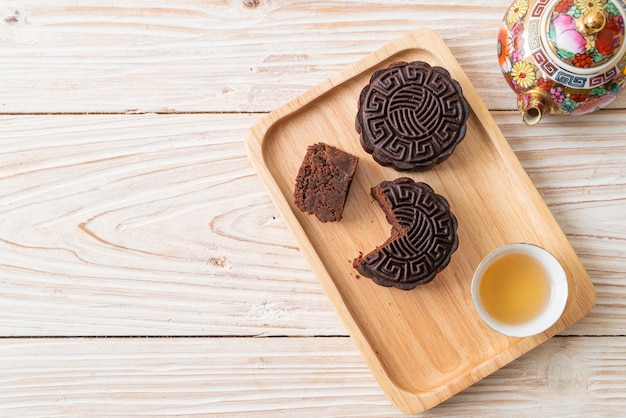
[518, 90, 546, 126]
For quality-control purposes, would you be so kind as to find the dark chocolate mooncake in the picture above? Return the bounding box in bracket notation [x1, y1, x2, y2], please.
[353, 177, 458, 290]
[356, 61, 470, 171]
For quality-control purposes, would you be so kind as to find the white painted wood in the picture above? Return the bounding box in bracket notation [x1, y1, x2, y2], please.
[0, 113, 343, 337]
[0, 336, 625, 416]
[0, 112, 624, 338]
[1, 0, 625, 113]
[1, 1, 625, 414]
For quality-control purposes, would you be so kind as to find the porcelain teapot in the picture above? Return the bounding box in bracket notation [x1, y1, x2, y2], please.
[498, 0, 626, 125]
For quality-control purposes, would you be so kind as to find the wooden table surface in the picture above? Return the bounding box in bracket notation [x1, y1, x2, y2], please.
[1, 1, 625, 416]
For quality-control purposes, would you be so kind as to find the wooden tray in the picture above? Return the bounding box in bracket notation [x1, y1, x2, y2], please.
[244, 28, 596, 414]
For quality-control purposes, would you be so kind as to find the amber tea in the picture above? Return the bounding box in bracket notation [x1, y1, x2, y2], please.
[479, 253, 551, 325]
[472, 243, 568, 338]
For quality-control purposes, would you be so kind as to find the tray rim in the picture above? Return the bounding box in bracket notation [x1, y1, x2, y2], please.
[244, 28, 596, 414]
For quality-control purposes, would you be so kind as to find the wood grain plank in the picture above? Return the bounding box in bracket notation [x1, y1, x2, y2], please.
[0, 113, 344, 336]
[0, 336, 625, 416]
[2, 2, 624, 416]
[0, 112, 624, 337]
[2, 1, 625, 113]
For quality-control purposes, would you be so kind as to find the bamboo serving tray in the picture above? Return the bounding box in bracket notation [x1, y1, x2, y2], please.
[245, 28, 596, 414]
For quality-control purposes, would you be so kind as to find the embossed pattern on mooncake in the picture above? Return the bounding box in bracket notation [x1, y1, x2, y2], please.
[356, 61, 470, 171]
[353, 178, 458, 290]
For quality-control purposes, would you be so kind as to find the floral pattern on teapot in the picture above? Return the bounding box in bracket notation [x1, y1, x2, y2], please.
[498, 0, 626, 124]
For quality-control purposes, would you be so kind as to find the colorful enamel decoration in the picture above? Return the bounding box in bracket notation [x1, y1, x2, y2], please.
[498, 0, 626, 125]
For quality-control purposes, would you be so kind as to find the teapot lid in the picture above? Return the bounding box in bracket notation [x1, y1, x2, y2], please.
[541, 0, 626, 74]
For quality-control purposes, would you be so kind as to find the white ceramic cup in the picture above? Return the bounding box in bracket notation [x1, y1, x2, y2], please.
[471, 243, 568, 338]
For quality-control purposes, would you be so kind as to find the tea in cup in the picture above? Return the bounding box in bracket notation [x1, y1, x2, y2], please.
[471, 243, 568, 338]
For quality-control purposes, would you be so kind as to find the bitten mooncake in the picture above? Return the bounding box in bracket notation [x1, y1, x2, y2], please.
[353, 177, 458, 290]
